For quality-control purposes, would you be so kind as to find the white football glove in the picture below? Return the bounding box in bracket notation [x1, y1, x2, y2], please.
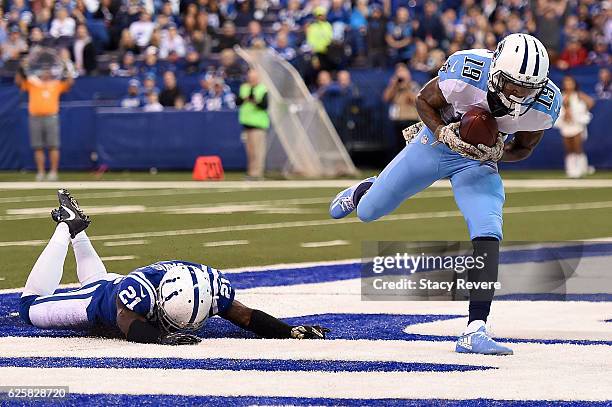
[434, 122, 483, 159]
[402, 121, 424, 144]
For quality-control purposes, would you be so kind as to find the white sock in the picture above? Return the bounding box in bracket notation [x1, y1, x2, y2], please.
[566, 154, 581, 178]
[22, 223, 70, 297]
[577, 153, 588, 177]
[71, 231, 107, 286]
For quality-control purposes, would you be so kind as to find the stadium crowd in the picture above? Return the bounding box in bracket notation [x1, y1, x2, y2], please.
[0, 0, 610, 109]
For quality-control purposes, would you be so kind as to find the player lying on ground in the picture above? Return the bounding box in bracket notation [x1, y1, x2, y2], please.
[19, 189, 329, 345]
[329, 33, 562, 355]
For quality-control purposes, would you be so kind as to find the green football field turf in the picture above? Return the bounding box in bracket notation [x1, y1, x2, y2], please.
[1, 170, 612, 289]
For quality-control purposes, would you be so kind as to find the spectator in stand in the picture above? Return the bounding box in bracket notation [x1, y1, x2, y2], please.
[120, 78, 141, 107]
[159, 2, 178, 27]
[386, 7, 414, 64]
[159, 23, 185, 59]
[110, 51, 138, 77]
[205, 77, 236, 111]
[234, 0, 254, 29]
[327, 0, 350, 41]
[219, 48, 245, 80]
[367, 4, 387, 68]
[382, 62, 420, 154]
[243, 20, 266, 48]
[189, 73, 212, 111]
[416, 1, 445, 49]
[72, 25, 97, 76]
[119, 29, 139, 55]
[410, 40, 430, 73]
[28, 27, 49, 48]
[141, 72, 159, 103]
[15, 59, 74, 181]
[237, 69, 269, 180]
[595, 68, 611, 100]
[271, 31, 297, 63]
[349, 0, 368, 63]
[587, 37, 611, 66]
[143, 90, 163, 111]
[337, 70, 359, 99]
[534, 0, 568, 61]
[279, 0, 305, 31]
[554, 75, 595, 178]
[2, 25, 27, 63]
[215, 21, 239, 52]
[306, 7, 334, 70]
[159, 70, 183, 107]
[129, 11, 155, 48]
[50, 7, 76, 39]
[557, 37, 588, 70]
[314, 70, 333, 99]
[139, 46, 160, 76]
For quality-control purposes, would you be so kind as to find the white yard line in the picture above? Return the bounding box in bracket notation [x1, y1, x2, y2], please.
[2, 200, 612, 248]
[1, 179, 612, 190]
[301, 240, 350, 248]
[203, 240, 249, 247]
[99, 255, 137, 261]
[0, 187, 596, 221]
[0, 189, 231, 204]
[103, 240, 149, 247]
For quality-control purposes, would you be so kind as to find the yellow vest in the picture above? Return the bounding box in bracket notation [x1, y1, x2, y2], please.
[238, 83, 270, 129]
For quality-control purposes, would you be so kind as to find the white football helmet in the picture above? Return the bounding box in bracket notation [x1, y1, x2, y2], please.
[489, 33, 550, 117]
[156, 264, 212, 332]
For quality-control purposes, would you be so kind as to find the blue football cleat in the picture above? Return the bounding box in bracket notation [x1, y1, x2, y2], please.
[329, 177, 376, 219]
[455, 320, 513, 355]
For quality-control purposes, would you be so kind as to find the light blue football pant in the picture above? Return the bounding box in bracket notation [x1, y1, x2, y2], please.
[357, 127, 505, 240]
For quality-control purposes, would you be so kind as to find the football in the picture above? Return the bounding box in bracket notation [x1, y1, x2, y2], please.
[459, 107, 499, 147]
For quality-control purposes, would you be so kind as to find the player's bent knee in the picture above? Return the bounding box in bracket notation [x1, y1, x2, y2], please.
[356, 204, 380, 223]
[19, 295, 38, 325]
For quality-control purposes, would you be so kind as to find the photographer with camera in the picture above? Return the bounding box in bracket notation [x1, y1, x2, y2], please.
[383, 63, 420, 155]
[15, 50, 74, 181]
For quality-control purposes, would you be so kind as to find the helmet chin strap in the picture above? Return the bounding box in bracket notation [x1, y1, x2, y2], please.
[512, 103, 521, 120]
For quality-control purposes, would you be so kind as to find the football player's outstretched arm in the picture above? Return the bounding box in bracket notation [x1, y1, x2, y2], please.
[221, 300, 329, 339]
[501, 130, 544, 162]
[415, 78, 449, 136]
[116, 298, 162, 343]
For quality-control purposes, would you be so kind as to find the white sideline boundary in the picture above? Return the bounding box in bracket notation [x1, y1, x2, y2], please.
[1, 178, 612, 190]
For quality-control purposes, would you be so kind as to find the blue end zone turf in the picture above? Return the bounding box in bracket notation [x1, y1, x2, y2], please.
[0, 357, 496, 372]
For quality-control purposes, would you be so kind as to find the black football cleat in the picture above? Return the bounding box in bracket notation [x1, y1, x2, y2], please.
[51, 189, 91, 238]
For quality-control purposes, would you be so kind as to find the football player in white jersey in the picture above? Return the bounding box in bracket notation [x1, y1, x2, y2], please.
[329, 33, 562, 355]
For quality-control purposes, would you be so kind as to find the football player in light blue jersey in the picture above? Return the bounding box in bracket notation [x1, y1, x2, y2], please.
[20, 190, 329, 344]
[329, 33, 562, 355]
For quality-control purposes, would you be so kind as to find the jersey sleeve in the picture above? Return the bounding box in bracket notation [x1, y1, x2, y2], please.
[208, 267, 235, 316]
[529, 82, 562, 130]
[116, 273, 156, 319]
[438, 51, 490, 107]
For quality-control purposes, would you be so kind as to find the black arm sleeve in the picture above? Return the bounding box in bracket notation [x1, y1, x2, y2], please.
[255, 92, 268, 110]
[247, 309, 292, 339]
[126, 319, 162, 343]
